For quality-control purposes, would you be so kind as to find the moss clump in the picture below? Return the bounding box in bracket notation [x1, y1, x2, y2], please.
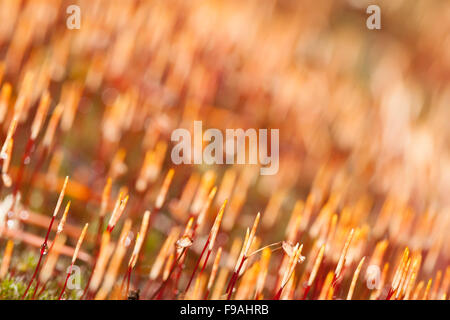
[0, 276, 59, 299]
[0, 250, 62, 300]
[16, 252, 38, 273]
[0, 275, 62, 300]
[0, 276, 29, 299]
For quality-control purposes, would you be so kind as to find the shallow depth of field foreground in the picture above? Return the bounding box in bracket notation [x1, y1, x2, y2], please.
[0, 0, 449, 300]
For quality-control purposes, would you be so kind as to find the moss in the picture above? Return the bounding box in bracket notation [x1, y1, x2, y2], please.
[0, 251, 71, 300]
[0, 276, 28, 299]
[0, 275, 58, 300]
[17, 251, 38, 273]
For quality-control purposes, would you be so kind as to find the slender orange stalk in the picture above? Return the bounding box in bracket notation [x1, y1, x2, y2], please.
[122, 210, 150, 297]
[274, 243, 304, 300]
[346, 256, 366, 300]
[1, 137, 13, 187]
[155, 169, 175, 210]
[106, 192, 129, 233]
[333, 228, 355, 286]
[422, 279, 432, 300]
[303, 244, 325, 300]
[318, 271, 334, 300]
[0, 240, 14, 279]
[204, 247, 222, 299]
[227, 213, 260, 299]
[185, 199, 226, 293]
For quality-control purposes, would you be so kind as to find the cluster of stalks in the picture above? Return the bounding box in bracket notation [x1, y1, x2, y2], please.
[0, 0, 449, 300]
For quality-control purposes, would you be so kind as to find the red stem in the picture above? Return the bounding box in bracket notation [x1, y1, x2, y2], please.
[37, 281, 47, 298]
[184, 237, 209, 293]
[22, 215, 56, 299]
[203, 289, 210, 300]
[31, 280, 40, 300]
[150, 247, 187, 300]
[21, 252, 44, 299]
[199, 249, 212, 278]
[120, 266, 132, 298]
[58, 263, 74, 300]
[126, 269, 132, 298]
[226, 256, 246, 300]
[172, 256, 186, 296]
[386, 287, 394, 300]
[273, 287, 283, 300]
[302, 285, 311, 300]
[225, 272, 236, 295]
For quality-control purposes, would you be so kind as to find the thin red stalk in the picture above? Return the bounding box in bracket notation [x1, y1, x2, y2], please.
[331, 264, 346, 294]
[273, 287, 283, 300]
[150, 247, 187, 300]
[58, 263, 74, 300]
[386, 287, 394, 300]
[80, 265, 97, 298]
[333, 279, 343, 298]
[226, 255, 245, 295]
[37, 281, 47, 298]
[172, 255, 186, 296]
[21, 253, 44, 299]
[155, 286, 165, 300]
[31, 279, 40, 300]
[331, 274, 338, 288]
[184, 237, 209, 293]
[171, 250, 189, 295]
[226, 256, 246, 300]
[302, 285, 311, 300]
[120, 266, 132, 298]
[126, 268, 132, 298]
[225, 272, 235, 295]
[199, 249, 212, 279]
[191, 217, 199, 239]
[22, 215, 56, 299]
[274, 261, 298, 300]
[226, 273, 238, 300]
[172, 214, 199, 296]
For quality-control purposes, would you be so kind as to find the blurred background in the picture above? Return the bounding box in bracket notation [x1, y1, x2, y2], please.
[0, 0, 449, 299]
